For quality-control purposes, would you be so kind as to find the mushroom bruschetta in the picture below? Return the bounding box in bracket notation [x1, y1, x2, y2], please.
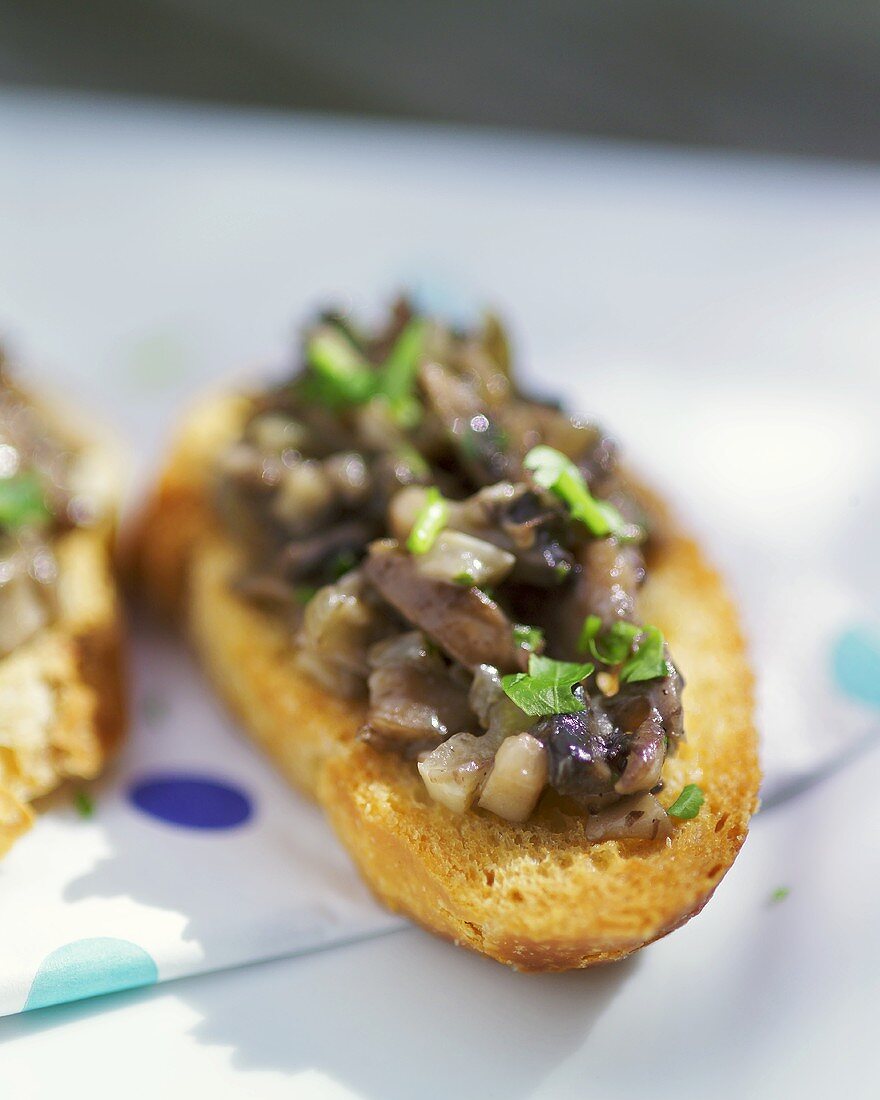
[137, 299, 759, 969]
[0, 360, 125, 855]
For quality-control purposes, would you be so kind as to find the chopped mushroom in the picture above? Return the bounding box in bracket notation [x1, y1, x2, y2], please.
[0, 565, 51, 656]
[583, 792, 671, 842]
[478, 732, 548, 823]
[0, 366, 104, 657]
[417, 728, 505, 813]
[360, 632, 477, 754]
[213, 300, 688, 830]
[295, 570, 394, 696]
[415, 530, 515, 588]
[363, 542, 526, 673]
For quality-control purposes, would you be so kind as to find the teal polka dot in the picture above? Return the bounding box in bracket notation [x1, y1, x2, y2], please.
[832, 626, 880, 709]
[24, 937, 158, 1011]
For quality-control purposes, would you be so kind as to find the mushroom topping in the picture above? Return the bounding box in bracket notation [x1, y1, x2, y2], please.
[415, 530, 515, 588]
[583, 792, 671, 842]
[294, 570, 395, 697]
[360, 632, 477, 754]
[363, 542, 526, 673]
[578, 535, 646, 624]
[213, 299, 692, 830]
[533, 705, 627, 799]
[478, 732, 548, 823]
[0, 365, 101, 656]
[417, 728, 505, 813]
[0, 554, 52, 656]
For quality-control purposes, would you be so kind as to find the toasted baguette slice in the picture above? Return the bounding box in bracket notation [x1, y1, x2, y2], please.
[0, 390, 126, 857]
[136, 393, 759, 970]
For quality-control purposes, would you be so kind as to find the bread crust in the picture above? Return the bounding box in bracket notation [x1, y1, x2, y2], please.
[135, 394, 759, 970]
[0, 405, 126, 857]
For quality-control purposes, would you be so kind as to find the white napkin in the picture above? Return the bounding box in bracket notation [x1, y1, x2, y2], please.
[2, 354, 877, 1018]
[0, 624, 401, 1017]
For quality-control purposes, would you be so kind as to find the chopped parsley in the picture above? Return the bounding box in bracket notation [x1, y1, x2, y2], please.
[454, 571, 476, 586]
[523, 445, 635, 540]
[579, 616, 668, 683]
[501, 654, 594, 717]
[619, 625, 668, 683]
[667, 784, 704, 820]
[74, 789, 94, 818]
[770, 886, 790, 904]
[578, 615, 639, 665]
[329, 549, 358, 580]
[406, 487, 448, 555]
[513, 623, 545, 654]
[0, 472, 51, 530]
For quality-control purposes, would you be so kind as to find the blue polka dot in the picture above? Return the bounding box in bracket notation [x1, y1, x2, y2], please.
[832, 626, 880, 709]
[129, 772, 253, 830]
[25, 938, 158, 1011]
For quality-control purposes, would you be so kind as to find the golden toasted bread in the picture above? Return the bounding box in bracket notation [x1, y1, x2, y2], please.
[0, 390, 126, 857]
[136, 393, 759, 970]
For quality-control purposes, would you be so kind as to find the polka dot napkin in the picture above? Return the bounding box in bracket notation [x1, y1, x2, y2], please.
[0, 624, 400, 1017]
[3, 370, 878, 1017]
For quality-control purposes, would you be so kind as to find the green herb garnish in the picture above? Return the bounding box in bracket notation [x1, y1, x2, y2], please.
[380, 320, 426, 419]
[0, 472, 51, 530]
[454, 571, 476, 586]
[305, 328, 377, 407]
[578, 616, 667, 683]
[667, 784, 704, 819]
[619, 625, 668, 683]
[770, 886, 790, 904]
[294, 585, 318, 605]
[406, 487, 448, 555]
[329, 550, 358, 580]
[501, 654, 594, 717]
[74, 790, 94, 818]
[395, 444, 430, 479]
[523, 445, 634, 539]
[513, 623, 545, 654]
[304, 318, 426, 423]
[578, 615, 639, 665]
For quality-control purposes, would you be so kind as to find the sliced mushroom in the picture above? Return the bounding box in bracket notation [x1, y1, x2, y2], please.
[583, 792, 671, 842]
[478, 732, 548, 823]
[578, 536, 646, 624]
[360, 632, 477, 755]
[614, 707, 666, 795]
[469, 663, 533, 739]
[294, 569, 394, 696]
[275, 519, 375, 583]
[363, 542, 526, 673]
[388, 482, 574, 587]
